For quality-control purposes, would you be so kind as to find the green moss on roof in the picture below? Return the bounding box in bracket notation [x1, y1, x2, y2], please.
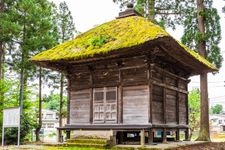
[30, 16, 217, 71]
[31, 16, 168, 61]
[178, 41, 218, 70]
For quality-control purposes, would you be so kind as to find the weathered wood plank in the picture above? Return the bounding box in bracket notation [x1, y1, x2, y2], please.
[123, 85, 149, 124]
[70, 89, 90, 124]
[151, 64, 188, 82]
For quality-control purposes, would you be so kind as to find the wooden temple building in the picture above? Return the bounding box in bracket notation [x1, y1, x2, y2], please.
[31, 5, 217, 145]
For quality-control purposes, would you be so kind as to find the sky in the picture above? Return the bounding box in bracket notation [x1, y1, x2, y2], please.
[53, 0, 225, 107]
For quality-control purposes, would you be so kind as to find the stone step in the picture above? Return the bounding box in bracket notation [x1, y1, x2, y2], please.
[66, 142, 108, 149]
[67, 138, 109, 145]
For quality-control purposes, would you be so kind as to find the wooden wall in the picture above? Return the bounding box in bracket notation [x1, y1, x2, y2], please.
[68, 54, 189, 126]
[179, 93, 187, 125]
[152, 85, 163, 124]
[123, 85, 149, 124]
[70, 89, 90, 124]
[165, 89, 176, 124]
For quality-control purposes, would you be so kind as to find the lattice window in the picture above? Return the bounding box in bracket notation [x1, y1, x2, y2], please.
[93, 87, 117, 123]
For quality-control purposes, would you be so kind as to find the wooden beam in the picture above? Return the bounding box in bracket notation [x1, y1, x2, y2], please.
[72, 64, 148, 73]
[151, 64, 188, 82]
[151, 80, 188, 94]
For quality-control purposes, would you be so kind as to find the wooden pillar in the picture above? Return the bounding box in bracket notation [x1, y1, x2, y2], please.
[185, 129, 189, 141]
[148, 63, 153, 123]
[176, 80, 180, 141]
[111, 130, 117, 145]
[163, 77, 167, 124]
[185, 81, 189, 141]
[140, 129, 145, 146]
[66, 130, 71, 140]
[148, 129, 153, 144]
[66, 75, 71, 125]
[89, 66, 94, 124]
[119, 132, 123, 144]
[176, 129, 180, 141]
[118, 68, 123, 123]
[57, 129, 63, 142]
[185, 82, 189, 127]
[162, 128, 167, 143]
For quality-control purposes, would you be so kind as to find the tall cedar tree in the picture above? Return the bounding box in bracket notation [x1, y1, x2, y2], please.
[0, 1, 20, 121]
[0, 0, 20, 79]
[5, 0, 58, 141]
[182, 0, 222, 141]
[34, 2, 58, 142]
[57, 1, 75, 142]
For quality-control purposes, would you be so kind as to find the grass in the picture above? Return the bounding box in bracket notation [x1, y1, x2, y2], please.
[44, 146, 103, 150]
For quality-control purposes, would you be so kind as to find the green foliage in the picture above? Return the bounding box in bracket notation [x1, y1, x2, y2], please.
[113, 0, 184, 29]
[181, 0, 223, 69]
[0, 0, 21, 43]
[90, 35, 107, 48]
[0, 79, 35, 144]
[58, 1, 76, 43]
[188, 89, 200, 139]
[211, 104, 223, 114]
[43, 94, 67, 117]
[5, 0, 59, 85]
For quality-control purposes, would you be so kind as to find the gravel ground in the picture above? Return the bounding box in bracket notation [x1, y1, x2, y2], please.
[1, 142, 225, 150]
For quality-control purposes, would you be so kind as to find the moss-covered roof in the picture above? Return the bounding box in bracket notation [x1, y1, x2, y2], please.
[30, 16, 217, 71]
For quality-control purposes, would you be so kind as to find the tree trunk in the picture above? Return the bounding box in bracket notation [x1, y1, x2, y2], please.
[0, 43, 4, 110]
[58, 73, 64, 142]
[36, 67, 42, 142]
[147, 0, 155, 21]
[19, 49, 25, 115]
[0, 2, 3, 80]
[0, 42, 3, 79]
[196, 0, 210, 141]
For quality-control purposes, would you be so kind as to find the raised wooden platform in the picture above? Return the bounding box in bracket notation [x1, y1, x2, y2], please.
[58, 124, 188, 130]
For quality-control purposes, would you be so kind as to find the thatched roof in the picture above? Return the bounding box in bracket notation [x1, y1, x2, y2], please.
[30, 16, 217, 72]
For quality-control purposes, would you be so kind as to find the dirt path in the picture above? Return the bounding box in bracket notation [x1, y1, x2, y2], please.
[174, 142, 225, 150]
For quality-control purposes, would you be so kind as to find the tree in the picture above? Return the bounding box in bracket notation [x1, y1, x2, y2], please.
[113, 0, 183, 29]
[30, 2, 58, 142]
[211, 104, 223, 114]
[3, 0, 59, 142]
[0, 0, 20, 79]
[43, 94, 67, 116]
[188, 89, 200, 140]
[57, 1, 75, 141]
[223, 1, 225, 13]
[182, 0, 222, 141]
[0, 79, 35, 144]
